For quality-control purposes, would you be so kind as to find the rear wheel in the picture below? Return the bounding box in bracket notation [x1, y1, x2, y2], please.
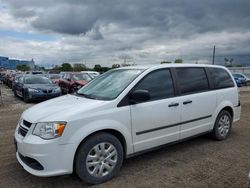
[212, 110, 232, 140]
[75, 132, 124, 184]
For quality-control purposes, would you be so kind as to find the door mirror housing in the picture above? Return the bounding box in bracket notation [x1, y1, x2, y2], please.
[130, 90, 150, 104]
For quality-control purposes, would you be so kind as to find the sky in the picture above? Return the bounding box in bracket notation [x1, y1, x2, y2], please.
[0, 0, 250, 67]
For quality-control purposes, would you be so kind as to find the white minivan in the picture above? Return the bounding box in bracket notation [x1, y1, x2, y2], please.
[14, 64, 241, 184]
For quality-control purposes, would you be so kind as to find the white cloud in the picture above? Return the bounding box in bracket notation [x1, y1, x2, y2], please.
[0, 0, 250, 67]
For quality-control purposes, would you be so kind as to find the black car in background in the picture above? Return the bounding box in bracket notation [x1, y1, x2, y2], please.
[12, 74, 23, 91]
[13, 75, 61, 102]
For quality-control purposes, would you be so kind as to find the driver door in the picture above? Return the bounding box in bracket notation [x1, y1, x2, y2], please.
[130, 69, 181, 152]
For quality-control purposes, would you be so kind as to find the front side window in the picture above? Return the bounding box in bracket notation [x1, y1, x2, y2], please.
[19, 77, 24, 84]
[132, 69, 175, 101]
[209, 68, 234, 89]
[176, 68, 209, 95]
[77, 69, 143, 100]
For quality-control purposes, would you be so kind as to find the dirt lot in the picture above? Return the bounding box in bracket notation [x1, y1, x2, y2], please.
[0, 84, 249, 188]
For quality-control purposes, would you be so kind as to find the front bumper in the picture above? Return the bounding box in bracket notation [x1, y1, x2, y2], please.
[14, 126, 76, 177]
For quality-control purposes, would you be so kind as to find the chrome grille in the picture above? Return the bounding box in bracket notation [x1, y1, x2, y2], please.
[18, 125, 28, 137]
[23, 120, 32, 128]
[18, 119, 32, 137]
[42, 89, 52, 93]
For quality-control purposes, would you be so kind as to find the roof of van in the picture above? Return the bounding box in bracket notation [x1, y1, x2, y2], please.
[119, 63, 225, 70]
[117, 64, 226, 70]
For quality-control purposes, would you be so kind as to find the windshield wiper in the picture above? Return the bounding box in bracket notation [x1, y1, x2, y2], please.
[75, 92, 97, 99]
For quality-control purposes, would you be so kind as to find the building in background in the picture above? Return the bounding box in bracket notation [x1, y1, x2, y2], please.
[0, 56, 35, 70]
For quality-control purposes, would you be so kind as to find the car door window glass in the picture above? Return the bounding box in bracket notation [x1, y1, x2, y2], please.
[176, 68, 209, 95]
[132, 69, 175, 101]
[19, 77, 24, 84]
[209, 68, 234, 89]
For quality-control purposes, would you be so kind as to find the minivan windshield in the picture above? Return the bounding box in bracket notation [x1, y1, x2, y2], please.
[77, 69, 143, 100]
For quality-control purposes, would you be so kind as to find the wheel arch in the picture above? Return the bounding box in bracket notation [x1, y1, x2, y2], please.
[221, 106, 234, 119]
[211, 103, 234, 130]
[73, 128, 127, 172]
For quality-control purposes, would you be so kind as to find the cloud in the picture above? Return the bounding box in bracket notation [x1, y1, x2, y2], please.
[3, 0, 250, 36]
[0, 0, 250, 66]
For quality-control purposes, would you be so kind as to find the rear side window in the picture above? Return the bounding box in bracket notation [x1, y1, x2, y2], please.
[209, 68, 234, 89]
[133, 69, 174, 101]
[176, 68, 209, 95]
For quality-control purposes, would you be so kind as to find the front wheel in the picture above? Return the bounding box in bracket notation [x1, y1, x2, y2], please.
[75, 132, 124, 184]
[23, 91, 30, 103]
[13, 89, 18, 97]
[212, 110, 232, 140]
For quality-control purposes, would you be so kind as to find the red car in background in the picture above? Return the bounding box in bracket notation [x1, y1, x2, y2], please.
[46, 74, 62, 85]
[58, 72, 92, 93]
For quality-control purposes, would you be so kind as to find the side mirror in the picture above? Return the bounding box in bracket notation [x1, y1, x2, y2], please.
[67, 78, 71, 82]
[130, 90, 150, 104]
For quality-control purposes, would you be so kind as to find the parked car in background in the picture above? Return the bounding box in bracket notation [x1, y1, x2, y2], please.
[58, 72, 92, 93]
[12, 73, 24, 90]
[25, 71, 44, 75]
[46, 74, 61, 85]
[233, 77, 243, 87]
[15, 64, 240, 184]
[5, 72, 16, 88]
[13, 75, 61, 102]
[81, 71, 100, 79]
[0, 72, 5, 82]
[232, 73, 247, 86]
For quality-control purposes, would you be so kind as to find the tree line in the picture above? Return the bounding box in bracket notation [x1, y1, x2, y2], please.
[16, 60, 183, 72]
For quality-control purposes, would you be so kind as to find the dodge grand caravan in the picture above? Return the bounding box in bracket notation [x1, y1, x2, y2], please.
[14, 64, 241, 184]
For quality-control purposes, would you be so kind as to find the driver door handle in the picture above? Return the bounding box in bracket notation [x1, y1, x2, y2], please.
[183, 100, 192, 105]
[168, 103, 179, 107]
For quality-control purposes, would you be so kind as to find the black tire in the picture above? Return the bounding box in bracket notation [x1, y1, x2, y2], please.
[23, 91, 30, 103]
[13, 89, 18, 97]
[75, 132, 124, 185]
[212, 110, 232, 140]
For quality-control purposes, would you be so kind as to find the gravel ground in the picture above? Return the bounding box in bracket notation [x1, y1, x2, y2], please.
[0, 84, 249, 188]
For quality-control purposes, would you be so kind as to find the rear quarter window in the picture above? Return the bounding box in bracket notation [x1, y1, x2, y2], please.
[209, 68, 234, 89]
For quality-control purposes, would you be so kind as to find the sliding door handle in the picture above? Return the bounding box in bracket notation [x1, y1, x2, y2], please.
[168, 103, 179, 107]
[183, 100, 192, 105]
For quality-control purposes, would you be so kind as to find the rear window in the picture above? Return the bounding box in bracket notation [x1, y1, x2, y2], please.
[176, 68, 209, 95]
[209, 68, 234, 89]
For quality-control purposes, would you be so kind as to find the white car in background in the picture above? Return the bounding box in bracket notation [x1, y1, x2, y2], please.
[15, 64, 241, 184]
[81, 71, 100, 79]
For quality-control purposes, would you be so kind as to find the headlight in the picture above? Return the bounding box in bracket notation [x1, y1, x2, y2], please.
[33, 122, 66, 139]
[54, 87, 61, 93]
[28, 88, 40, 93]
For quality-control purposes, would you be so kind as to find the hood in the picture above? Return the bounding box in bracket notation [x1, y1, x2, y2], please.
[24, 84, 59, 90]
[75, 80, 87, 86]
[22, 94, 108, 123]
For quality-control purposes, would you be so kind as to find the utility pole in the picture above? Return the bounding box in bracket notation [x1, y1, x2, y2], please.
[212, 45, 216, 65]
